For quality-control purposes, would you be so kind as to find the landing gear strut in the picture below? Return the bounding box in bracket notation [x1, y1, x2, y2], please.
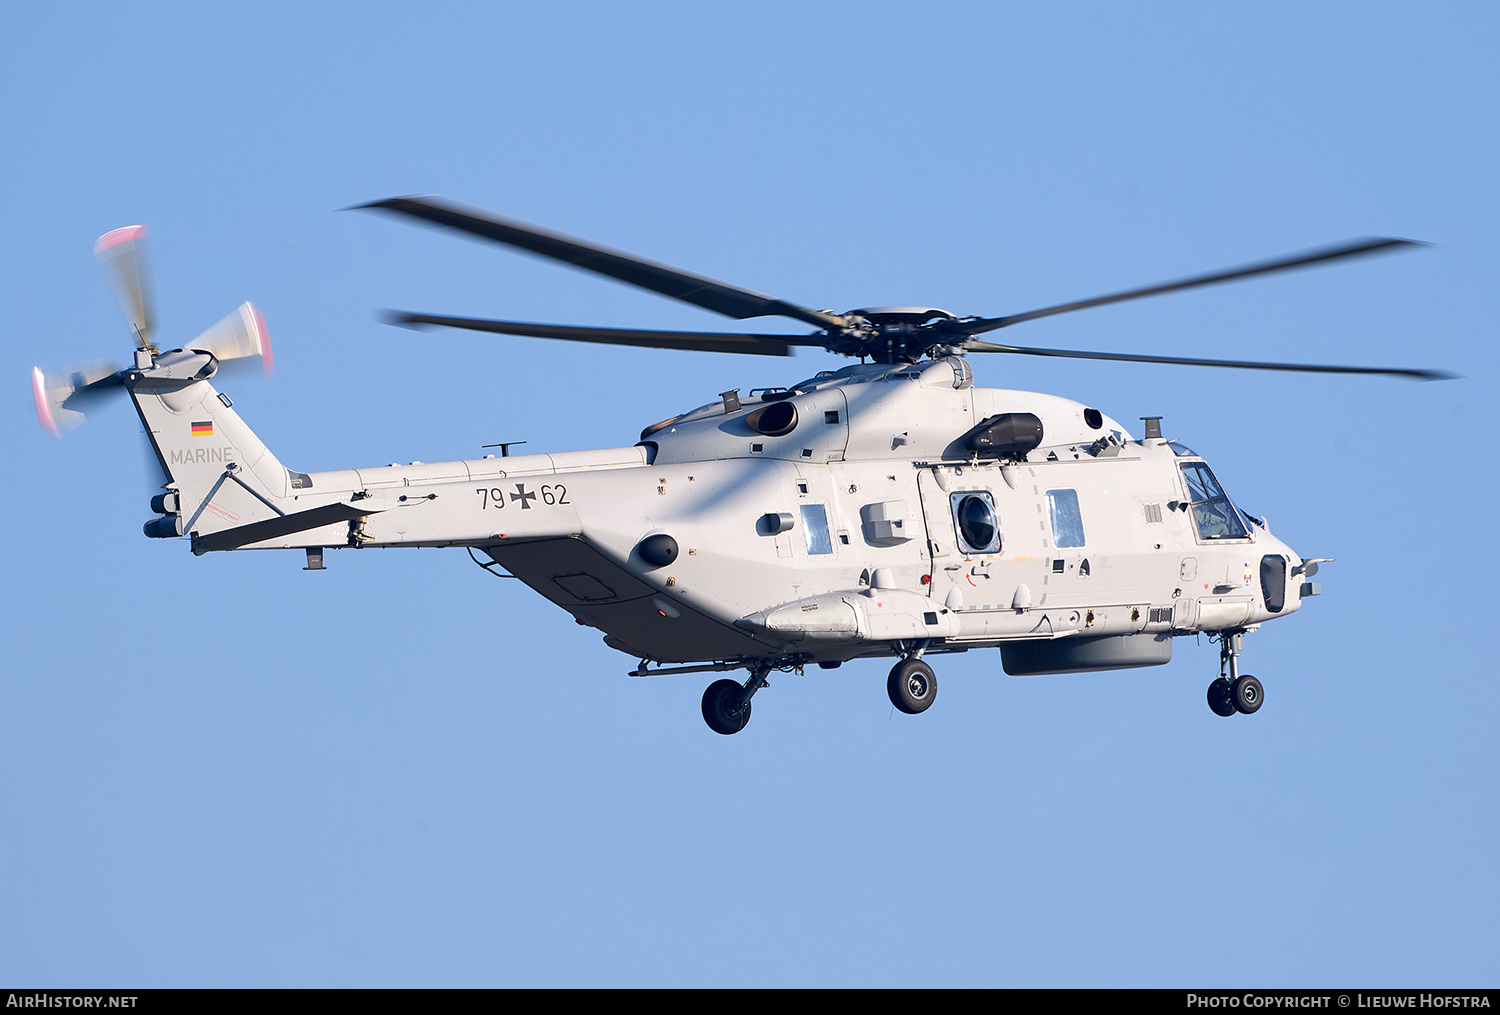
[1207, 631, 1264, 716]
[701, 665, 771, 735]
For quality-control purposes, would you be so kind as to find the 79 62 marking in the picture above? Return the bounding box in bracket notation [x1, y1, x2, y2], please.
[476, 483, 569, 509]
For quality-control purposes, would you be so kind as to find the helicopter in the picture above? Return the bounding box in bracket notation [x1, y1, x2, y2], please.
[33, 199, 1452, 734]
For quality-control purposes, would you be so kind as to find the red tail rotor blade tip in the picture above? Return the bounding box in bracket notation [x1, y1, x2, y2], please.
[251, 305, 273, 375]
[94, 225, 148, 254]
[32, 367, 59, 437]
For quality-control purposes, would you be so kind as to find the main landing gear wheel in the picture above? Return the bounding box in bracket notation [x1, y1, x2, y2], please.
[888, 658, 937, 714]
[1232, 674, 1264, 714]
[702, 678, 751, 735]
[1207, 677, 1237, 717]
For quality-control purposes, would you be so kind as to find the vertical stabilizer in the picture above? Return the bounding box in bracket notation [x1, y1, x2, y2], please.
[129, 349, 291, 539]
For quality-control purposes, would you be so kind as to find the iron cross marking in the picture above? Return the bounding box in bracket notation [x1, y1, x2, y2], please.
[511, 483, 538, 509]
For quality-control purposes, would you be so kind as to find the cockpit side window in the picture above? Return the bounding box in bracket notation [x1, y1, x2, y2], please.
[1179, 462, 1250, 540]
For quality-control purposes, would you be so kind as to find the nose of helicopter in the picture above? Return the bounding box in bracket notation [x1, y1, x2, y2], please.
[1255, 529, 1314, 619]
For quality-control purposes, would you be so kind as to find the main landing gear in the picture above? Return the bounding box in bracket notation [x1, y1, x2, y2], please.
[887, 657, 937, 714]
[697, 647, 941, 734]
[701, 665, 770, 735]
[1207, 631, 1264, 717]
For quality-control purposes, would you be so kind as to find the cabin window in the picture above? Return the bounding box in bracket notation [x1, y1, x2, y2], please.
[950, 492, 1002, 555]
[1047, 489, 1086, 548]
[1179, 462, 1249, 540]
[800, 503, 833, 555]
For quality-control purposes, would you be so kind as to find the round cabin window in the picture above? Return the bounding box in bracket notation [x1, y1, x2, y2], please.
[953, 493, 1001, 554]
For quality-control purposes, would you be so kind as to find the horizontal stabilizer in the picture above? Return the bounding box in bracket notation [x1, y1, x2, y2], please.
[191, 501, 383, 552]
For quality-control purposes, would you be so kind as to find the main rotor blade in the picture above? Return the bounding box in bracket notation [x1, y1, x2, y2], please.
[357, 196, 845, 331]
[962, 238, 1426, 335]
[961, 339, 1455, 380]
[387, 311, 824, 357]
[94, 225, 155, 350]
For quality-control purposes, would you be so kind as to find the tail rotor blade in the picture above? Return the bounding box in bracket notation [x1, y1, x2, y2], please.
[32, 361, 125, 437]
[188, 302, 273, 376]
[94, 226, 155, 351]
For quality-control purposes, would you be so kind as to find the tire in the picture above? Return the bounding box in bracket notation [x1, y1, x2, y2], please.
[1207, 677, 1237, 717]
[887, 659, 937, 714]
[701, 678, 751, 734]
[1232, 674, 1264, 714]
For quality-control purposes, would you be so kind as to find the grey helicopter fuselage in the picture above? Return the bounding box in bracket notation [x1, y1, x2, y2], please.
[59, 204, 1434, 733]
[129, 346, 1307, 679]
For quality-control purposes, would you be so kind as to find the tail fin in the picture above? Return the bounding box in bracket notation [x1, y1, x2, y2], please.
[130, 346, 294, 541]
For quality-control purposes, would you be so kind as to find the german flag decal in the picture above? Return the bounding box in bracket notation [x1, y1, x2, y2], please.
[191, 421, 214, 437]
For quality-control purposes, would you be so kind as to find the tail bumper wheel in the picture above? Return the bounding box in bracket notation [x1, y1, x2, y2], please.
[702, 678, 751, 735]
[1207, 677, 1237, 717]
[887, 658, 937, 714]
[1232, 674, 1264, 714]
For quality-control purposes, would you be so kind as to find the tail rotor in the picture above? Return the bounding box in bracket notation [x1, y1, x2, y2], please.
[33, 225, 272, 438]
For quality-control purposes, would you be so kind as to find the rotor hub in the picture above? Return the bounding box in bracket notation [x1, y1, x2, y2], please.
[834, 308, 961, 363]
[845, 307, 957, 327]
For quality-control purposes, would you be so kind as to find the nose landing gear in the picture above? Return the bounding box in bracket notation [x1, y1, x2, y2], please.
[1232, 674, 1263, 713]
[1207, 631, 1264, 717]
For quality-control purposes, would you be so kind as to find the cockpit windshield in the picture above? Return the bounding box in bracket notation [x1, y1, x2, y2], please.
[1180, 462, 1250, 540]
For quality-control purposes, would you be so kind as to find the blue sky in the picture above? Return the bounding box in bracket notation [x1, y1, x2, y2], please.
[2, 1, 1495, 987]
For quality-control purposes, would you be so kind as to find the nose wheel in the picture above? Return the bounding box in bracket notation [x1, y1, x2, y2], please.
[1207, 677, 1236, 716]
[1231, 674, 1263, 713]
[1207, 632, 1265, 716]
